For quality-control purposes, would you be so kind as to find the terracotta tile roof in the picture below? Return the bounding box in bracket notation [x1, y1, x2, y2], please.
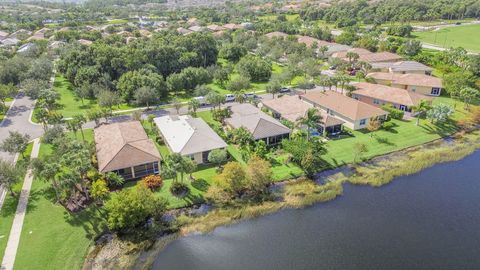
[332, 48, 371, 59]
[358, 52, 402, 63]
[207, 24, 226, 31]
[301, 91, 387, 121]
[352, 82, 432, 106]
[226, 104, 290, 140]
[262, 95, 344, 127]
[296, 35, 332, 47]
[367, 72, 443, 88]
[94, 121, 161, 173]
[223, 23, 241, 30]
[262, 95, 313, 122]
[265, 31, 289, 38]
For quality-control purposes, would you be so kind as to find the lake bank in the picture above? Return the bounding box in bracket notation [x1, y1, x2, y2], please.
[83, 130, 480, 270]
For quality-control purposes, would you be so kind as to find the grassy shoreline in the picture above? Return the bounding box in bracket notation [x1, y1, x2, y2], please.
[84, 130, 480, 269]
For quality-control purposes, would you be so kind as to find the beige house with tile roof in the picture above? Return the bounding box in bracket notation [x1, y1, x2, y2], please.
[154, 115, 227, 164]
[352, 82, 433, 113]
[226, 103, 291, 145]
[301, 90, 388, 130]
[367, 72, 443, 96]
[262, 95, 344, 135]
[94, 121, 161, 180]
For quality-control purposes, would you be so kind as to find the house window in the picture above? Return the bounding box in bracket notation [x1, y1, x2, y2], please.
[360, 119, 366, 125]
[411, 86, 416, 92]
[431, 88, 441, 96]
[373, 99, 380, 105]
[399, 105, 407, 111]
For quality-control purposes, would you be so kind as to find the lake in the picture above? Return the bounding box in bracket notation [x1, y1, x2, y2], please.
[152, 150, 480, 270]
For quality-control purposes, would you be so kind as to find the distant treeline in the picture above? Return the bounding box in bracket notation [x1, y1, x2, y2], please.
[300, 0, 480, 26]
[85, 0, 167, 7]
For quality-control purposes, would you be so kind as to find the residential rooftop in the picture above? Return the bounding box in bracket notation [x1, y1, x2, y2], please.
[154, 115, 227, 156]
[94, 121, 161, 173]
[367, 72, 443, 88]
[226, 103, 291, 140]
[352, 82, 432, 106]
[301, 90, 387, 121]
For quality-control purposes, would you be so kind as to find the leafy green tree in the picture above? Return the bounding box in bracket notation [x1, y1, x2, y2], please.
[75, 84, 93, 104]
[231, 127, 254, 146]
[135, 86, 159, 109]
[459, 87, 479, 110]
[219, 43, 248, 62]
[21, 79, 49, 99]
[208, 149, 228, 168]
[427, 104, 454, 123]
[72, 115, 87, 141]
[399, 39, 422, 56]
[214, 161, 247, 196]
[0, 160, 21, 197]
[266, 77, 282, 98]
[245, 155, 273, 196]
[105, 185, 168, 232]
[117, 69, 166, 102]
[0, 131, 30, 158]
[97, 90, 121, 112]
[227, 76, 251, 92]
[188, 98, 200, 116]
[37, 89, 60, 111]
[236, 55, 272, 82]
[0, 83, 17, 109]
[213, 67, 230, 87]
[90, 179, 109, 204]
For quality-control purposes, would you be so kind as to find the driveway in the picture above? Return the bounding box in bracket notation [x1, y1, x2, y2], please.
[0, 93, 44, 163]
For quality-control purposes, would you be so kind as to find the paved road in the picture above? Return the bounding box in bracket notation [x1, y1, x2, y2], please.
[0, 93, 44, 163]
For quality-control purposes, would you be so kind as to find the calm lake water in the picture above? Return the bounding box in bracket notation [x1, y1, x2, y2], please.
[152, 151, 480, 270]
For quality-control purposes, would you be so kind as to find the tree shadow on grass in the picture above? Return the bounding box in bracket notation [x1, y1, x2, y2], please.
[181, 192, 205, 206]
[375, 136, 396, 146]
[420, 119, 458, 137]
[63, 205, 106, 240]
[191, 178, 210, 192]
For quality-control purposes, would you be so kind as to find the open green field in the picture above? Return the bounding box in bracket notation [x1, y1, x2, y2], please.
[258, 14, 300, 22]
[32, 75, 135, 121]
[413, 24, 480, 52]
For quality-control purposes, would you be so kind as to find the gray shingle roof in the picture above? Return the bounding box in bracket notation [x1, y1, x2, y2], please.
[226, 104, 291, 140]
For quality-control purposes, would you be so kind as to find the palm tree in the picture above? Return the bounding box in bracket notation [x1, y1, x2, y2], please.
[66, 120, 79, 138]
[73, 115, 86, 142]
[412, 100, 432, 126]
[296, 108, 322, 141]
[188, 98, 200, 116]
[346, 52, 359, 65]
[319, 45, 329, 58]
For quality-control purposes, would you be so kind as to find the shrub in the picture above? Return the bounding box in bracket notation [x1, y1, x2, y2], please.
[140, 175, 163, 190]
[170, 182, 189, 196]
[105, 172, 125, 187]
[382, 121, 395, 131]
[381, 104, 404, 120]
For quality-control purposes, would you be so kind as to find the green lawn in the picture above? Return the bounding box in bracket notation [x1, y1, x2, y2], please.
[413, 24, 480, 52]
[258, 14, 300, 22]
[0, 143, 33, 260]
[323, 100, 464, 167]
[33, 75, 135, 121]
[14, 129, 105, 270]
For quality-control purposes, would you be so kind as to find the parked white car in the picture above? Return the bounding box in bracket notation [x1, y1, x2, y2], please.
[225, 94, 235, 102]
[243, 92, 257, 99]
[193, 96, 208, 106]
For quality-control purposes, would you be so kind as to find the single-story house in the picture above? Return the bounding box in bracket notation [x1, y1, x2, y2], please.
[331, 48, 371, 60]
[188, 25, 206, 32]
[94, 121, 161, 180]
[351, 82, 433, 112]
[225, 103, 291, 145]
[207, 24, 226, 32]
[154, 115, 228, 164]
[0, 31, 9, 41]
[332, 49, 402, 64]
[367, 72, 443, 96]
[300, 90, 388, 130]
[223, 23, 242, 30]
[265, 31, 289, 39]
[177, 27, 193, 35]
[371, 61, 433, 75]
[262, 95, 344, 135]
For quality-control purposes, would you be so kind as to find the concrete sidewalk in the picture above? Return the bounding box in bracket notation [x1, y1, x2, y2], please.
[1, 138, 40, 270]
